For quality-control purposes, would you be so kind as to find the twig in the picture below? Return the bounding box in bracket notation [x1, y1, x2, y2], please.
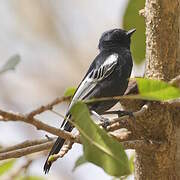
[0, 92, 150, 163]
[164, 99, 180, 107]
[109, 130, 132, 141]
[50, 109, 65, 119]
[48, 140, 74, 164]
[107, 103, 150, 126]
[106, 119, 132, 132]
[0, 131, 163, 161]
[9, 158, 33, 180]
[0, 140, 55, 161]
[27, 96, 70, 118]
[0, 128, 132, 162]
[169, 75, 180, 88]
[0, 138, 55, 153]
[121, 139, 166, 152]
[99, 103, 150, 132]
[84, 95, 138, 104]
[163, 75, 180, 107]
[139, 9, 145, 17]
[0, 101, 149, 147]
[0, 138, 164, 161]
[0, 109, 79, 143]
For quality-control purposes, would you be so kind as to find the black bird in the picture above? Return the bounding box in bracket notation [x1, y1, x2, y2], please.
[44, 28, 135, 173]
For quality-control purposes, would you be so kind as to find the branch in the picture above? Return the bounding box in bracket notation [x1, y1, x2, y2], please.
[0, 129, 130, 161]
[106, 119, 132, 132]
[162, 75, 180, 107]
[162, 74, 180, 107]
[109, 130, 132, 141]
[0, 97, 149, 148]
[9, 158, 33, 180]
[110, 103, 150, 125]
[165, 99, 180, 107]
[121, 139, 166, 152]
[102, 103, 150, 132]
[27, 96, 70, 118]
[0, 138, 55, 153]
[0, 140, 55, 161]
[48, 140, 74, 164]
[0, 109, 79, 143]
[0, 92, 150, 163]
[0, 101, 150, 161]
[0, 138, 164, 161]
[0, 127, 164, 162]
[169, 75, 180, 88]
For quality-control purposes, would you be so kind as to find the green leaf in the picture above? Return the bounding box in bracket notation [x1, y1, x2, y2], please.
[0, 54, 21, 74]
[123, 0, 146, 64]
[71, 102, 130, 177]
[25, 176, 45, 180]
[16, 176, 45, 180]
[0, 159, 16, 176]
[136, 78, 180, 101]
[64, 87, 76, 97]
[73, 155, 87, 171]
[129, 154, 134, 173]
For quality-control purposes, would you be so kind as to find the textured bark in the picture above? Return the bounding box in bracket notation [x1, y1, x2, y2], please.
[175, 0, 180, 177]
[134, 0, 180, 179]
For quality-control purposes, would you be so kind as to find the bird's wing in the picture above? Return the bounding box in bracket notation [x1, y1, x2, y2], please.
[69, 53, 118, 110]
[61, 53, 119, 128]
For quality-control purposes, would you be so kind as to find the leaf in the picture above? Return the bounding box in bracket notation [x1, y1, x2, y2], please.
[0, 54, 21, 74]
[123, 0, 146, 64]
[136, 78, 180, 101]
[70, 102, 130, 177]
[73, 155, 87, 171]
[129, 154, 134, 173]
[64, 87, 76, 97]
[0, 159, 16, 176]
[16, 176, 45, 180]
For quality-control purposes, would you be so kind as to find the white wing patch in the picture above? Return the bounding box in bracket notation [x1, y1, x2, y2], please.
[67, 53, 119, 111]
[103, 53, 119, 66]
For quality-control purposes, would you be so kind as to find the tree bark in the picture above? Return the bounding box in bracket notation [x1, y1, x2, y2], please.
[134, 0, 180, 179]
[175, 0, 180, 178]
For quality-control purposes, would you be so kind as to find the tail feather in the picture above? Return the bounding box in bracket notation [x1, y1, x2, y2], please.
[43, 121, 73, 174]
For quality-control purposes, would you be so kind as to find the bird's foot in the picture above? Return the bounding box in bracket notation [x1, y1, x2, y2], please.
[117, 110, 135, 119]
[100, 117, 110, 129]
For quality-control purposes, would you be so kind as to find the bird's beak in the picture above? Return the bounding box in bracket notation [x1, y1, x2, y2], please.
[126, 28, 136, 36]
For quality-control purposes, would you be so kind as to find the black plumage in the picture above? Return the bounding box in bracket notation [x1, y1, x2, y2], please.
[44, 28, 135, 173]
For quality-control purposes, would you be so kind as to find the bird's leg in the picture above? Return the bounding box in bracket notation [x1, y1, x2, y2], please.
[103, 110, 135, 119]
[103, 110, 136, 134]
[91, 110, 110, 129]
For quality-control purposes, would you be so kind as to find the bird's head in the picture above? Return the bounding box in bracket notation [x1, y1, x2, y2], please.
[98, 28, 136, 51]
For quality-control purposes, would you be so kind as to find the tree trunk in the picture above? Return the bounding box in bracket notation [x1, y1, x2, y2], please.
[134, 0, 180, 179]
[175, 0, 180, 178]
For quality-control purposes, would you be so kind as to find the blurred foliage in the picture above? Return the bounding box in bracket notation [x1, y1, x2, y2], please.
[64, 87, 76, 97]
[16, 176, 45, 180]
[71, 102, 130, 177]
[123, 0, 145, 64]
[0, 54, 21, 74]
[135, 78, 180, 101]
[73, 155, 87, 172]
[0, 159, 16, 176]
[0, 159, 45, 179]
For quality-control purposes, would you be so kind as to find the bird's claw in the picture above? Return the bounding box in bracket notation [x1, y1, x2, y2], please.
[117, 110, 135, 119]
[101, 117, 110, 129]
[127, 111, 135, 120]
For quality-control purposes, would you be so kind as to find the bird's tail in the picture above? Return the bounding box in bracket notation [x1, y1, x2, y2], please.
[43, 121, 73, 174]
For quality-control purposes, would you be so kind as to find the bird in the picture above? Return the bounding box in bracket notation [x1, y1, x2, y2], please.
[43, 28, 135, 173]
